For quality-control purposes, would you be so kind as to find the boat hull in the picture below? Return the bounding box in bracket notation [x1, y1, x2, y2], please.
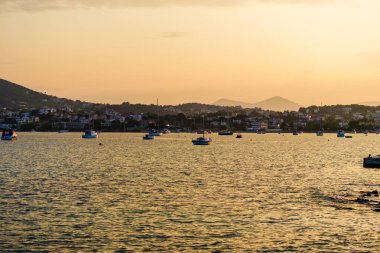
[363, 157, 380, 168]
[218, 132, 233, 136]
[1, 135, 17, 140]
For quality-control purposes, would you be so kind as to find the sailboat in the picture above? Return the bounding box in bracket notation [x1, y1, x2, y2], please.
[82, 119, 98, 138]
[218, 118, 234, 135]
[192, 116, 212, 145]
[149, 99, 163, 136]
[316, 119, 324, 136]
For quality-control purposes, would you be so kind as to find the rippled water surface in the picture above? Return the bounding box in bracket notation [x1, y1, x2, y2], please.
[1, 132, 380, 252]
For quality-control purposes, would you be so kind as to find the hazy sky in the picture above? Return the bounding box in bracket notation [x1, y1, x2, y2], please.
[1, 0, 380, 105]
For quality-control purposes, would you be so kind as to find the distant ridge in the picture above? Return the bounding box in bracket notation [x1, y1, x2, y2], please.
[213, 98, 256, 108]
[358, 101, 380, 106]
[213, 96, 302, 111]
[253, 96, 302, 111]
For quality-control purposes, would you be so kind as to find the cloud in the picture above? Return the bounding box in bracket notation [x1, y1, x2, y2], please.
[159, 32, 189, 39]
[0, 0, 340, 11]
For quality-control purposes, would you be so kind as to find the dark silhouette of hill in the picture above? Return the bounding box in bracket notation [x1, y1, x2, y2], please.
[0, 78, 241, 114]
[0, 78, 83, 110]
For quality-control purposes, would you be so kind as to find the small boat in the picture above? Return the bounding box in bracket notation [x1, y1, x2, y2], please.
[193, 116, 212, 145]
[236, 133, 242, 138]
[148, 130, 162, 136]
[345, 135, 353, 138]
[82, 130, 98, 139]
[143, 134, 154, 140]
[218, 130, 234, 135]
[363, 155, 380, 168]
[1, 129, 17, 140]
[162, 129, 171, 134]
[316, 130, 324, 136]
[192, 136, 212, 145]
[337, 130, 345, 138]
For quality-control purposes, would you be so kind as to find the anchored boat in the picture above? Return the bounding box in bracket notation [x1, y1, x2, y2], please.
[143, 134, 154, 140]
[363, 155, 380, 168]
[192, 116, 212, 145]
[1, 129, 17, 140]
[82, 130, 98, 139]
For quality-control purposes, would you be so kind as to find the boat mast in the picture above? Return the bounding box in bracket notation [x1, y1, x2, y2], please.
[202, 115, 205, 138]
[157, 98, 160, 131]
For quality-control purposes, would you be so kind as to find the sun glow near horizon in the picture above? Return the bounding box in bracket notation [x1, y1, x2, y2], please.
[1, 0, 380, 105]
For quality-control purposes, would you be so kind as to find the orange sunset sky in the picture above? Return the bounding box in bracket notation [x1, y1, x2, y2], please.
[1, 0, 380, 106]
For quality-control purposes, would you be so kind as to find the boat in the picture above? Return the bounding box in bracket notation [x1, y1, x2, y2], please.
[150, 98, 163, 136]
[82, 130, 98, 139]
[58, 130, 69, 133]
[143, 134, 154, 140]
[316, 120, 324, 136]
[192, 136, 212, 145]
[316, 130, 324, 136]
[337, 130, 345, 138]
[192, 116, 212, 145]
[162, 129, 171, 134]
[236, 133, 242, 138]
[345, 135, 353, 138]
[363, 155, 380, 168]
[148, 130, 162, 136]
[218, 130, 234, 135]
[1, 129, 17, 140]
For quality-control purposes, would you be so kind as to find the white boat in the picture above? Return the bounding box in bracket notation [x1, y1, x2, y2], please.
[1, 129, 17, 140]
[82, 130, 98, 139]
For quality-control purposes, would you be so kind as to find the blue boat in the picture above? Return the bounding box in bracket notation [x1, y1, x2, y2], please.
[192, 137, 212, 145]
[218, 131, 233, 136]
[337, 130, 345, 138]
[1, 129, 17, 140]
[82, 130, 98, 139]
[193, 116, 212, 145]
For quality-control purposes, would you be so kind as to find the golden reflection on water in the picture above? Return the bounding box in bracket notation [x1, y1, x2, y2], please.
[0, 133, 380, 252]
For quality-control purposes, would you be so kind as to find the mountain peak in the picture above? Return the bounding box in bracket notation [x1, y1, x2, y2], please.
[213, 96, 301, 111]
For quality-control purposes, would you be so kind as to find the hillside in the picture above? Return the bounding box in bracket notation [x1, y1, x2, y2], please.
[0, 79, 82, 110]
[253, 96, 302, 111]
[214, 96, 302, 111]
[0, 78, 241, 115]
[213, 98, 257, 108]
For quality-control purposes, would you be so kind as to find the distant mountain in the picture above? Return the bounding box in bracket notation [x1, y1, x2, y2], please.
[253, 96, 302, 111]
[213, 98, 256, 108]
[213, 96, 301, 111]
[358, 101, 380, 106]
